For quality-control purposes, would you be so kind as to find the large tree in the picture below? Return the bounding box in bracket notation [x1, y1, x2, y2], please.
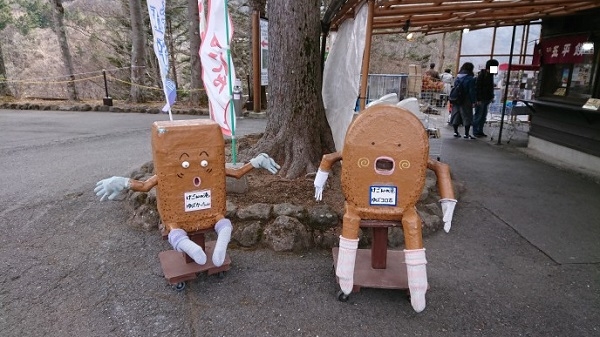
[187, 0, 203, 106]
[245, 0, 335, 179]
[0, 0, 11, 97]
[50, 0, 78, 100]
[128, 0, 146, 103]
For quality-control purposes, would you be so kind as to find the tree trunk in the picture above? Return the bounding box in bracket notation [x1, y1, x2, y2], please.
[439, 32, 446, 71]
[249, 0, 266, 13]
[50, 0, 78, 101]
[0, 41, 12, 97]
[246, 0, 335, 179]
[188, 0, 202, 106]
[128, 0, 146, 103]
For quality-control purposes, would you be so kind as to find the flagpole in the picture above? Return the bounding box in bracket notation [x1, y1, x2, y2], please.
[223, 0, 237, 164]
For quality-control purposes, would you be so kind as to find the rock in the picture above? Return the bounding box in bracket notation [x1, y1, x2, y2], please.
[232, 221, 262, 247]
[312, 228, 339, 249]
[273, 203, 306, 220]
[237, 203, 272, 220]
[388, 226, 405, 247]
[262, 215, 312, 252]
[306, 204, 339, 230]
[128, 204, 160, 232]
[226, 200, 238, 219]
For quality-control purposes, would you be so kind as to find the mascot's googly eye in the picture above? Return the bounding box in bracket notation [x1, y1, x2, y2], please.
[181, 161, 190, 169]
[200, 160, 208, 167]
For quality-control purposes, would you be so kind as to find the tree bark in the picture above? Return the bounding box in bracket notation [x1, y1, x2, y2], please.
[50, 0, 78, 101]
[0, 41, 12, 97]
[245, 0, 335, 179]
[249, 0, 266, 13]
[188, 0, 203, 106]
[128, 0, 146, 103]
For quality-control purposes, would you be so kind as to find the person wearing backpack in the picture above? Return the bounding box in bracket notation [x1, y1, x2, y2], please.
[449, 62, 477, 139]
[473, 59, 499, 137]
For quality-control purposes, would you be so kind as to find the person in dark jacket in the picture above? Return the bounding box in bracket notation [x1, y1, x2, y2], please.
[473, 59, 499, 137]
[450, 62, 477, 139]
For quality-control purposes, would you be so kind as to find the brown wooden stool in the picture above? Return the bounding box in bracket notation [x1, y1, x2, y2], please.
[332, 220, 408, 293]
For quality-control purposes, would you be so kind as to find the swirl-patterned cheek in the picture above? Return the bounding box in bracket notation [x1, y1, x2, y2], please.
[399, 160, 411, 170]
[357, 157, 370, 168]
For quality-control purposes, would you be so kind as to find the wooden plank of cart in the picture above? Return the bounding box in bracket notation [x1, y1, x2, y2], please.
[332, 220, 409, 299]
[158, 228, 231, 291]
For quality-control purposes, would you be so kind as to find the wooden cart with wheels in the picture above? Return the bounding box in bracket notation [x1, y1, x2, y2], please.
[332, 220, 409, 298]
[158, 228, 231, 291]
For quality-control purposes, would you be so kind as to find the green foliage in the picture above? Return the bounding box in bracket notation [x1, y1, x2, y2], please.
[13, 0, 53, 34]
[0, 0, 12, 30]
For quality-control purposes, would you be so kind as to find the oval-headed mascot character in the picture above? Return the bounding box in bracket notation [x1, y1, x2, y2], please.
[94, 119, 279, 267]
[314, 105, 457, 312]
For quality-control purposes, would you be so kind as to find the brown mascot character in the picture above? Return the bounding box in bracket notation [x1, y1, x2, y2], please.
[95, 119, 279, 267]
[314, 105, 457, 312]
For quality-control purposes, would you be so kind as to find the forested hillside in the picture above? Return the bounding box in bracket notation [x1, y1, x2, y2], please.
[0, 0, 458, 105]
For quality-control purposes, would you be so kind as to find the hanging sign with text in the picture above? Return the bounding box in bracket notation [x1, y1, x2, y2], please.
[538, 35, 591, 64]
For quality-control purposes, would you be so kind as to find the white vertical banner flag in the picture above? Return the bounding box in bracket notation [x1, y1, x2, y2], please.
[200, 0, 236, 136]
[147, 0, 177, 116]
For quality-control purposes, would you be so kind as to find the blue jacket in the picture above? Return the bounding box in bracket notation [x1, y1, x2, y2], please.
[456, 72, 477, 104]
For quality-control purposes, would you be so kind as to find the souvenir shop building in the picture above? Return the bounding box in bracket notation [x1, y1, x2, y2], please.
[322, 1, 600, 176]
[526, 9, 600, 176]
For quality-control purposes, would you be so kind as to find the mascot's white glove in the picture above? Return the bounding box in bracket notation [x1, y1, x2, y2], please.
[94, 176, 130, 201]
[336, 236, 359, 295]
[404, 248, 428, 313]
[439, 198, 457, 233]
[250, 153, 280, 174]
[313, 169, 329, 201]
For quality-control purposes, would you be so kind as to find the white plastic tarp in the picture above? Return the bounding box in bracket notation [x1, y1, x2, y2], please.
[322, 4, 368, 152]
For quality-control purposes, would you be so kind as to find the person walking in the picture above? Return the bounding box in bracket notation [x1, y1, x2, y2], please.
[450, 62, 477, 139]
[473, 59, 499, 137]
[440, 68, 454, 96]
[425, 62, 440, 80]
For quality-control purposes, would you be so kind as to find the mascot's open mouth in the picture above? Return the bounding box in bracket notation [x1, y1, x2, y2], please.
[193, 177, 201, 187]
[375, 157, 395, 175]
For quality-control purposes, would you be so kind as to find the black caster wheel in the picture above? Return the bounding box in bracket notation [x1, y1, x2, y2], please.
[337, 290, 350, 302]
[217, 271, 226, 279]
[173, 282, 186, 292]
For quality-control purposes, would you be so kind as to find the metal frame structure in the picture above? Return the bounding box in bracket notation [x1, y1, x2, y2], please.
[323, 0, 600, 35]
[321, 1, 600, 142]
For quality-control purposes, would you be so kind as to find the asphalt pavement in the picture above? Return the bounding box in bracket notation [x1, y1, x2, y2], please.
[0, 109, 598, 337]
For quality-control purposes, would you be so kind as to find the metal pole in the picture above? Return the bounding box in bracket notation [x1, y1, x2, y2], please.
[497, 25, 517, 145]
[224, 0, 237, 164]
[102, 69, 109, 98]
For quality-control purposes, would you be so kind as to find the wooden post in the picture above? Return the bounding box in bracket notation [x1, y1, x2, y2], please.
[252, 11, 261, 112]
[371, 227, 388, 269]
[358, 0, 375, 111]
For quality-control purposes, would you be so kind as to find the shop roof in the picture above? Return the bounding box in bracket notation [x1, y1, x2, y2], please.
[323, 0, 600, 35]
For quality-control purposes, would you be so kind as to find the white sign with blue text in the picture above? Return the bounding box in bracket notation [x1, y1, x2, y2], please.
[369, 186, 398, 206]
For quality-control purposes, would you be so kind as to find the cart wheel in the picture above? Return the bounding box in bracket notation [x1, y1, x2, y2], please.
[217, 271, 226, 279]
[337, 290, 350, 302]
[173, 282, 186, 292]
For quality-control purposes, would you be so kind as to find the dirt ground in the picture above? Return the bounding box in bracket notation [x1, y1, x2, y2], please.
[224, 133, 346, 212]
